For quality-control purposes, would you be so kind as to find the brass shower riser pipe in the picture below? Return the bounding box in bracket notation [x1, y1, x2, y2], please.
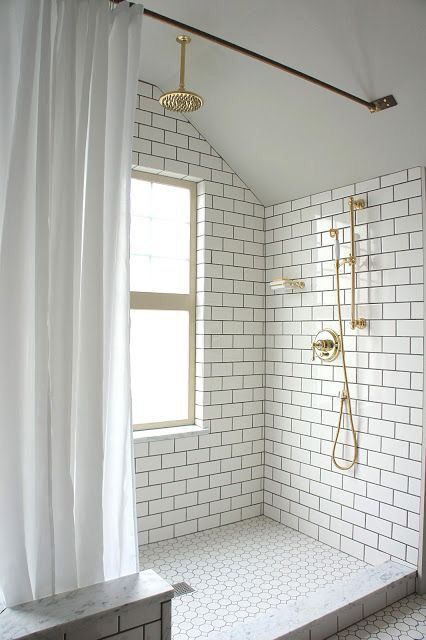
[111, 2, 397, 113]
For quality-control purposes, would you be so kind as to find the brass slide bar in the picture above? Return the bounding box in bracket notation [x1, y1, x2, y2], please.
[142, 8, 397, 113]
[348, 197, 366, 329]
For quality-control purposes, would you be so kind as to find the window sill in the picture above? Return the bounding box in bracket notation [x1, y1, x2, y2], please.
[133, 424, 208, 442]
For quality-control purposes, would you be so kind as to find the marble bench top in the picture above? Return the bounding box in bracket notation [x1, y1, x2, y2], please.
[0, 569, 173, 640]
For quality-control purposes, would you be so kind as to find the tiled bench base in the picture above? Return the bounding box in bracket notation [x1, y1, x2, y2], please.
[0, 570, 173, 640]
[209, 561, 416, 640]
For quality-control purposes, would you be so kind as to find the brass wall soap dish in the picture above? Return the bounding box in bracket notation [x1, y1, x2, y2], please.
[270, 277, 305, 291]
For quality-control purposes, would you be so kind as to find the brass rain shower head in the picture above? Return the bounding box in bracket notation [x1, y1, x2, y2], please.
[159, 35, 204, 113]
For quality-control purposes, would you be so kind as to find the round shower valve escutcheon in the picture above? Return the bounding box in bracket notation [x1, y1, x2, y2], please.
[311, 328, 341, 362]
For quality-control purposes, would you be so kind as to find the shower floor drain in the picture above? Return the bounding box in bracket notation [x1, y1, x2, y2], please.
[172, 581, 195, 597]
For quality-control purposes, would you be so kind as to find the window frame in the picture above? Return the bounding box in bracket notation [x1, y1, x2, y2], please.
[130, 170, 196, 431]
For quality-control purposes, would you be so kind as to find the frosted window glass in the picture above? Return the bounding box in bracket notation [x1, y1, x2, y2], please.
[130, 178, 191, 293]
[131, 218, 189, 259]
[152, 183, 190, 222]
[130, 255, 189, 294]
[130, 178, 151, 216]
[130, 310, 189, 425]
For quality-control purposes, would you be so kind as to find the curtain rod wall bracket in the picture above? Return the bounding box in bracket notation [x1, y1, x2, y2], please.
[368, 95, 398, 113]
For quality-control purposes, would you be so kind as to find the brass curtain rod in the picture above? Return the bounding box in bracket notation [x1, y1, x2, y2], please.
[115, 2, 397, 113]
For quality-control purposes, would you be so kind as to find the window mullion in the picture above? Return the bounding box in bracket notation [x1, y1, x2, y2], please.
[131, 291, 192, 311]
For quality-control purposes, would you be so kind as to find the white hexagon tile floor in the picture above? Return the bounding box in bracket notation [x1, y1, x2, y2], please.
[138, 515, 367, 639]
[328, 593, 426, 640]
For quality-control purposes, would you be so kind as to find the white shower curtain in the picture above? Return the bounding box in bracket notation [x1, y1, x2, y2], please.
[0, 0, 142, 607]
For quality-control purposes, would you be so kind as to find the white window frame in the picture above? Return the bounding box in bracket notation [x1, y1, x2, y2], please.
[130, 170, 196, 431]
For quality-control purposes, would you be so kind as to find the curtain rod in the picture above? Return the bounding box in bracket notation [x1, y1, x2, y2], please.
[118, 2, 397, 113]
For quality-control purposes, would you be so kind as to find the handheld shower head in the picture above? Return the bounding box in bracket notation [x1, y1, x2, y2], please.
[335, 237, 340, 261]
[330, 227, 340, 260]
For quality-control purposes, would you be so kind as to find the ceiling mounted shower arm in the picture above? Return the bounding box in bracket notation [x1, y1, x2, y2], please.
[178, 35, 189, 90]
[143, 8, 397, 113]
[158, 34, 204, 113]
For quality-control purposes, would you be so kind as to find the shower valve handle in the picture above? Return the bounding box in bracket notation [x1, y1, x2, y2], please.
[312, 338, 333, 360]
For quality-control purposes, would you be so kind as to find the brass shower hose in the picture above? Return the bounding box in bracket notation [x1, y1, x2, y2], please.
[332, 259, 358, 471]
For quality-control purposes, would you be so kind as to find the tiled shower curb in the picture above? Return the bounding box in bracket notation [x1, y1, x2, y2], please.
[209, 561, 415, 640]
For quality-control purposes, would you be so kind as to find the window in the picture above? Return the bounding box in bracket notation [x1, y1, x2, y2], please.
[130, 172, 196, 430]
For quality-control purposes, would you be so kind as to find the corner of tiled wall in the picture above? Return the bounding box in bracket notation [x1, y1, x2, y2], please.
[264, 167, 424, 567]
[133, 81, 265, 545]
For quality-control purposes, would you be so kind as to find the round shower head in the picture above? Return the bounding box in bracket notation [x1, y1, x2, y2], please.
[159, 35, 204, 113]
[159, 89, 203, 113]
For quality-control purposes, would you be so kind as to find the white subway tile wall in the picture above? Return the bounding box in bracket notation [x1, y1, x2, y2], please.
[133, 82, 424, 565]
[265, 167, 424, 567]
[133, 82, 265, 544]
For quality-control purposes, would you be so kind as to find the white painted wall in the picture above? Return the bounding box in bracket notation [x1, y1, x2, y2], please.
[140, 0, 426, 204]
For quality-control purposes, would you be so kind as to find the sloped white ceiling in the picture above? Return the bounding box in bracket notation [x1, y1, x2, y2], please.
[140, 0, 426, 205]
